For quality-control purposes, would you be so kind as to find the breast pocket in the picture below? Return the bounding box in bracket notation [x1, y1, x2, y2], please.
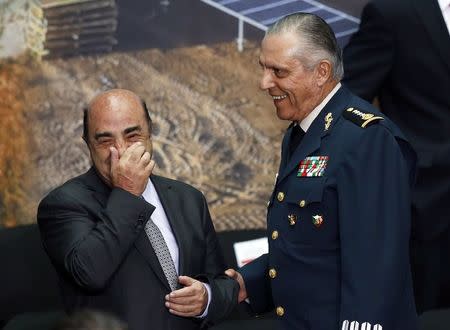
[285, 178, 337, 247]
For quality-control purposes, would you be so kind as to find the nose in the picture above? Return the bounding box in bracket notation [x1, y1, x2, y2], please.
[115, 139, 127, 157]
[260, 69, 275, 90]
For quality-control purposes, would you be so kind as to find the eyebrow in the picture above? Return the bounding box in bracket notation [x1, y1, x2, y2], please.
[124, 125, 141, 134]
[94, 125, 142, 140]
[259, 59, 288, 71]
[94, 132, 113, 140]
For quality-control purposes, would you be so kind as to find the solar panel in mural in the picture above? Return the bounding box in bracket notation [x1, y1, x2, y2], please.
[202, 0, 360, 47]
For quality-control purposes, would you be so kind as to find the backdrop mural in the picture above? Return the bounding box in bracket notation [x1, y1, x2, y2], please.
[0, 0, 367, 230]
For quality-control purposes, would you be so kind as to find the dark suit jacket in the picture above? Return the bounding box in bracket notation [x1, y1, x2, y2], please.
[342, 0, 450, 241]
[37, 167, 238, 330]
[241, 86, 418, 330]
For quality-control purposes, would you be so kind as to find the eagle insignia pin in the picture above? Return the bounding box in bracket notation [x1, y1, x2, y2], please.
[324, 112, 333, 131]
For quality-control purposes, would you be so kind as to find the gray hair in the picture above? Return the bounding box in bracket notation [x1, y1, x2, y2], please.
[266, 12, 344, 80]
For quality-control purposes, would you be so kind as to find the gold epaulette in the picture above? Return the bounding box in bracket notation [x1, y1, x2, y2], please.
[342, 107, 384, 128]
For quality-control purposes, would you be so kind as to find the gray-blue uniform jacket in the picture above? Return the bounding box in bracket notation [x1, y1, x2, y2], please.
[240, 86, 418, 330]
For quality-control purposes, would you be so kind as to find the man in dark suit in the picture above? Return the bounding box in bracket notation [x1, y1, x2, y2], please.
[342, 0, 450, 313]
[37, 89, 238, 330]
[226, 13, 418, 329]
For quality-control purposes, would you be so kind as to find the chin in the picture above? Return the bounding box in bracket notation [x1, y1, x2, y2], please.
[276, 107, 295, 121]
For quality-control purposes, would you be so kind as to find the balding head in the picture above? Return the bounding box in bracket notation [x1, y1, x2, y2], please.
[83, 89, 152, 145]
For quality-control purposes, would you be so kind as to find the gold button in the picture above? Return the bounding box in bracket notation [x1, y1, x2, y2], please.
[271, 230, 279, 240]
[276, 306, 285, 316]
[268, 268, 277, 279]
[288, 214, 297, 226]
[277, 192, 285, 202]
[299, 200, 306, 208]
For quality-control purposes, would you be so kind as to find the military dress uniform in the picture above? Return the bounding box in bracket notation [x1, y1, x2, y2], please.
[240, 86, 418, 330]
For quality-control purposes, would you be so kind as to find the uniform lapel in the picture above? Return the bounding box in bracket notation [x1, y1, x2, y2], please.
[151, 176, 188, 276]
[277, 87, 350, 185]
[412, 0, 450, 74]
[278, 123, 294, 173]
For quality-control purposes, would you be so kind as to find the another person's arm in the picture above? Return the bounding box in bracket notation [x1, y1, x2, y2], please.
[343, 2, 394, 101]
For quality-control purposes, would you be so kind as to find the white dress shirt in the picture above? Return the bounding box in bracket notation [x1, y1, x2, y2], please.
[438, 0, 450, 35]
[142, 179, 211, 317]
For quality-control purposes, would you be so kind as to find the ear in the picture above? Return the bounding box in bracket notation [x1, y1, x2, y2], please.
[315, 60, 332, 86]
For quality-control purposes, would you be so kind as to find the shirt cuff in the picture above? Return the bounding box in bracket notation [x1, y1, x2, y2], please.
[196, 282, 211, 318]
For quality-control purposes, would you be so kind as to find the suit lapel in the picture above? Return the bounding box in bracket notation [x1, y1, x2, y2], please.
[82, 167, 112, 206]
[83, 167, 175, 290]
[277, 87, 350, 184]
[151, 176, 188, 276]
[412, 0, 450, 74]
[134, 230, 171, 291]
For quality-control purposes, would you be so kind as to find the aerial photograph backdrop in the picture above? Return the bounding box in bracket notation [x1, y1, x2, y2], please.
[0, 0, 367, 230]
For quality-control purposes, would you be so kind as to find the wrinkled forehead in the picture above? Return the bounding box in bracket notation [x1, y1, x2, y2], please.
[260, 32, 302, 65]
[88, 92, 148, 131]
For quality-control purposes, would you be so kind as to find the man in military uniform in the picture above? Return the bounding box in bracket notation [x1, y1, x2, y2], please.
[226, 13, 418, 330]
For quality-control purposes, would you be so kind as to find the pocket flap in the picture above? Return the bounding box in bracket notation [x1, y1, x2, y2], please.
[286, 178, 325, 205]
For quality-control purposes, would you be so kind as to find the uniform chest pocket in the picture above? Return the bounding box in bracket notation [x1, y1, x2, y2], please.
[285, 178, 338, 247]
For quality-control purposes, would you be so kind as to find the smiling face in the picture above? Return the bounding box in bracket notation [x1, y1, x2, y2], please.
[86, 89, 153, 186]
[259, 31, 329, 122]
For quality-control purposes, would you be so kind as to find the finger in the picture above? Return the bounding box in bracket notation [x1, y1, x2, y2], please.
[178, 276, 196, 286]
[225, 268, 237, 279]
[167, 285, 196, 299]
[166, 295, 196, 305]
[168, 277, 200, 298]
[145, 159, 156, 176]
[168, 308, 198, 317]
[121, 142, 142, 162]
[128, 144, 146, 163]
[140, 151, 151, 166]
[110, 147, 119, 172]
[166, 301, 197, 314]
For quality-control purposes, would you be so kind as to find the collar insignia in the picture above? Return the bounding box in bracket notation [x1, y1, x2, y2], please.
[324, 112, 333, 131]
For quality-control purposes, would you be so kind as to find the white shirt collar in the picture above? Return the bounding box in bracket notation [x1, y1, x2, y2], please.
[142, 177, 156, 201]
[299, 82, 341, 132]
[438, 0, 450, 10]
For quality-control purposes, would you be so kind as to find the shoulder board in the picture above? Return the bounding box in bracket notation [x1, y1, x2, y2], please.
[342, 107, 384, 128]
